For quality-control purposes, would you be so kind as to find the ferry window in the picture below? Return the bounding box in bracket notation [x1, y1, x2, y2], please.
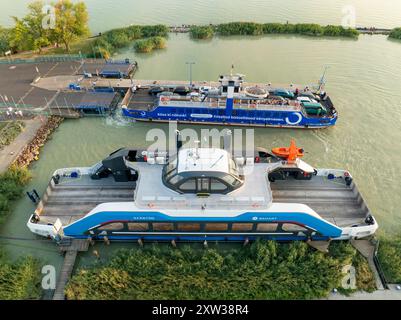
[210, 179, 227, 191]
[231, 223, 253, 232]
[127, 223, 149, 231]
[282, 223, 308, 232]
[198, 178, 209, 191]
[166, 157, 177, 174]
[169, 174, 184, 185]
[98, 222, 124, 231]
[256, 223, 278, 232]
[166, 168, 177, 180]
[153, 223, 174, 231]
[229, 159, 239, 175]
[222, 174, 241, 187]
[177, 223, 201, 232]
[179, 178, 196, 191]
[204, 223, 228, 231]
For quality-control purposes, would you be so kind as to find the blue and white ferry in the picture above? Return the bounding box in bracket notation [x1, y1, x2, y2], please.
[122, 74, 337, 129]
[27, 134, 377, 243]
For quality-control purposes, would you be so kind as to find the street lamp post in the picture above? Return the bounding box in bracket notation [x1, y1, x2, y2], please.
[186, 62, 195, 87]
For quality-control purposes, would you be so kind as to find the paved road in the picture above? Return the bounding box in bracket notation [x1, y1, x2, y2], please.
[326, 285, 401, 300]
[0, 117, 44, 173]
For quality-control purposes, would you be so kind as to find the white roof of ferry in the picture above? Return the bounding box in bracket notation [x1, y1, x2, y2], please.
[177, 148, 230, 174]
[126, 161, 272, 210]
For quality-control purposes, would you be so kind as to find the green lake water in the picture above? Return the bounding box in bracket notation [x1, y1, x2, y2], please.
[0, 2, 400, 273]
[2, 0, 401, 32]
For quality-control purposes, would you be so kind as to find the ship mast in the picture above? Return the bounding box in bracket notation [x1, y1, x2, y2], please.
[318, 66, 329, 92]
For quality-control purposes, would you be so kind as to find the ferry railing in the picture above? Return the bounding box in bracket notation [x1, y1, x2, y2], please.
[139, 195, 269, 210]
[373, 239, 390, 289]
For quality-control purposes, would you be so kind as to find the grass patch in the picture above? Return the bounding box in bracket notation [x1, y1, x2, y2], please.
[377, 236, 401, 283]
[0, 121, 25, 150]
[66, 240, 375, 300]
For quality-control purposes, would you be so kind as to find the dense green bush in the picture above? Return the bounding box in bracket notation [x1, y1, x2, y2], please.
[389, 28, 401, 40]
[0, 166, 31, 224]
[323, 25, 359, 37]
[378, 236, 401, 283]
[190, 26, 215, 39]
[133, 36, 167, 53]
[0, 251, 42, 300]
[262, 23, 296, 34]
[216, 22, 359, 38]
[88, 24, 168, 57]
[217, 22, 264, 36]
[140, 25, 169, 38]
[66, 241, 375, 300]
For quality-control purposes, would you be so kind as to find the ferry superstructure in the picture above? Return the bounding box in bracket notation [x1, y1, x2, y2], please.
[27, 134, 377, 242]
[122, 74, 338, 129]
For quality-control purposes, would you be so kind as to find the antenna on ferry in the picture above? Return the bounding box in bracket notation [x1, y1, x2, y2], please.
[194, 140, 200, 159]
[223, 130, 232, 154]
[176, 130, 183, 151]
[318, 66, 329, 92]
[230, 64, 234, 76]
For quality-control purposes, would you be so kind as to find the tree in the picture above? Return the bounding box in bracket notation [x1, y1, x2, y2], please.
[9, 18, 31, 52]
[8, 1, 53, 53]
[53, 0, 89, 52]
[0, 26, 11, 54]
[24, 1, 52, 52]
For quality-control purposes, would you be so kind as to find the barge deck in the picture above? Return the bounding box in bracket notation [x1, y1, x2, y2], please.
[270, 176, 369, 227]
[35, 174, 136, 226]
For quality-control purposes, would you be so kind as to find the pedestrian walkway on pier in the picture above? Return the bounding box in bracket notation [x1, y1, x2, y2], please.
[0, 117, 44, 174]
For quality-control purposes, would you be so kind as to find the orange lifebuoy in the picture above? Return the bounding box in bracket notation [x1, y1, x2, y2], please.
[148, 203, 155, 208]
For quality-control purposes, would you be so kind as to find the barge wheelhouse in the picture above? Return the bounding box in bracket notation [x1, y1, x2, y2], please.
[27, 136, 377, 243]
[122, 74, 338, 129]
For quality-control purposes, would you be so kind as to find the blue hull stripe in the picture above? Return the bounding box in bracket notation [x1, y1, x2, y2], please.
[63, 211, 342, 238]
[123, 106, 337, 128]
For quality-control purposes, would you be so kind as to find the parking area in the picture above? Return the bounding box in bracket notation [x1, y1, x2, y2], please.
[0, 59, 132, 109]
[0, 61, 83, 108]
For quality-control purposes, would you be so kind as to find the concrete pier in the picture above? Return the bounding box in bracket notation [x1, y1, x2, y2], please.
[53, 239, 90, 300]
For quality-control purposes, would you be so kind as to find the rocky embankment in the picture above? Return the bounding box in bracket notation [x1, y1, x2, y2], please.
[12, 116, 64, 168]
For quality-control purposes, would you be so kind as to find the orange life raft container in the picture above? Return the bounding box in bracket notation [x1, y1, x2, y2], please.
[271, 140, 304, 163]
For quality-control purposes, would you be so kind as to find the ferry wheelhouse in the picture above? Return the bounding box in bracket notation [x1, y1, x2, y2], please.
[27, 133, 377, 243]
[122, 74, 337, 129]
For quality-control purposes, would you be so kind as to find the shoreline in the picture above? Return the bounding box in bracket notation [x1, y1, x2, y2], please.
[2, 22, 399, 60]
[11, 116, 64, 169]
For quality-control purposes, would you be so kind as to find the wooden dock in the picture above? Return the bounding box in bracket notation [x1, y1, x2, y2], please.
[53, 239, 90, 300]
[356, 27, 392, 35]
